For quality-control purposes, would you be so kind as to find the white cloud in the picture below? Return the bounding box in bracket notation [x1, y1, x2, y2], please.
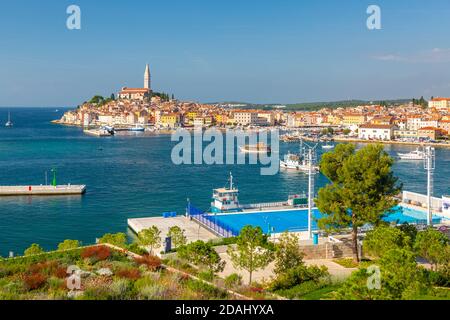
[372, 48, 450, 63]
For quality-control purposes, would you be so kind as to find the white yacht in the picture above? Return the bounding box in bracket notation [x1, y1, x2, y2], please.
[5, 112, 13, 127]
[397, 148, 426, 160]
[239, 142, 271, 154]
[280, 152, 319, 172]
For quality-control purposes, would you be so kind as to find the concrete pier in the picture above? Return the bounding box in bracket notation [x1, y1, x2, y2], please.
[0, 185, 86, 196]
[128, 216, 218, 243]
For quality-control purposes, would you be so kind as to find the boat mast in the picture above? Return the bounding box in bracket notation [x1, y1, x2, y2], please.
[229, 172, 233, 190]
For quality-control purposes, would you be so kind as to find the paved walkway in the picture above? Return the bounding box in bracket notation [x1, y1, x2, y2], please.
[217, 251, 356, 284]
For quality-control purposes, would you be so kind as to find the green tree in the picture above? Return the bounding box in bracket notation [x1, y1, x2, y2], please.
[364, 225, 411, 258]
[342, 128, 351, 135]
[316, 144, 401, 262]
[57, 239, 80, 251]
[110, 93, 115, 100]
[167, 226, 187, 249]
[137, 226, 161, 254]
[337, 249, 427, 300]
[397, 223, 418, 243]
[273, 232, 304, 275]
[227, 226, 274, 285]
[414, 228, 449, 271]
[89, 95, 104, 104]
[24, 243, 44, 256]
[178, 240, 225, 273]
[99, 232, 127, 248]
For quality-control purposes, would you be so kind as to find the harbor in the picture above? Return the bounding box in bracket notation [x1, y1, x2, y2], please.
[1, 107, 450, 255]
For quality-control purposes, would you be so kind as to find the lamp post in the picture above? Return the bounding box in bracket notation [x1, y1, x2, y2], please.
[303, 141, 318, 239]
[424, 146, 435, 226]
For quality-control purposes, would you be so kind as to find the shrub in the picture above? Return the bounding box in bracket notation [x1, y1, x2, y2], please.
[414, 228, 449, 271]
[57, 239, 80, 251]
[178, 241, 225, 273]
[224, 273, 243, 289]
[81, 246, 111, 261]
[134, 254, 162, 271]
[364, 225, 411, 258]
[24, 244, 45, 256]
[23, 273, 47, 291]
[336, 248, 428, 300]
[139, 283, 167, 300]
[109, 279, 135, 299]
[98, 233, 127, 248]
[28, 260, 59, 275]
[126, 243, 148, 255]
[116, 267, 141, 280]
[270, 265, 330, 291]
[198, 270, 215, 282]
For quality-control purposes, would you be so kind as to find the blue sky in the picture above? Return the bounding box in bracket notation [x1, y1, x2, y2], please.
[1, 0, 450, 107]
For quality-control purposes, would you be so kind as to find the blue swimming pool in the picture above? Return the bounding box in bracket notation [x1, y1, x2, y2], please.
[204, 205, 443, 235]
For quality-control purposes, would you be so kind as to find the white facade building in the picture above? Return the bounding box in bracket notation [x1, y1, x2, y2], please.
[358, 124, 396, 140]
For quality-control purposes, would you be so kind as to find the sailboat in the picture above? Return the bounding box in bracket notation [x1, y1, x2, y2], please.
[5, 112, 13, 127]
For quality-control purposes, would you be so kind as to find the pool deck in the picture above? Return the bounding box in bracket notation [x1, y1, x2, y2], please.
[127, 215, 218, 243]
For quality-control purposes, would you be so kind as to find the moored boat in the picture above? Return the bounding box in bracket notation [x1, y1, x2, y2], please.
[239, 142, 271, 154]
[279, 152, 319, 172]
[397, 147, 426, 160]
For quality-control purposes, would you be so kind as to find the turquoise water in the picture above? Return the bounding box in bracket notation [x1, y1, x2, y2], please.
[205, 206, 443, 235]
[0, 107, 449, 256]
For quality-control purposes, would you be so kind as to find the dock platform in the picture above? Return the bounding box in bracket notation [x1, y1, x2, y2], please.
[0, 185, 86, 196]
[128, 216, 218, 243]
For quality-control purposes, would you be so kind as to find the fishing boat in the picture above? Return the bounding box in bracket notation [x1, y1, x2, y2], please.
[239, 142, 271, 154]
[208, 173, 308, 213]
[279, 152, 319, 172]
[5, 112, 13, 127]
[397, 147, 426, 160]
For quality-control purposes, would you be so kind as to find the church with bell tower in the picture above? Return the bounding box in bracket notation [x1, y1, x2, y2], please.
[118, 64, 152, 101]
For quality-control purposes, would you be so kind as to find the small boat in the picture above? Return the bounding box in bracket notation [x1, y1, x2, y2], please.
[239, 142, 271, 154]
[129, 124, 145, 132]
[322, 143, 334, 150]
[280, 152, 319, 172]
[397, 148, 426, 160]
[5, 112, 13, 127]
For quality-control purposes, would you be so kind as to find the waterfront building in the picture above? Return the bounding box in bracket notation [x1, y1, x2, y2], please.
[417, 127, 447, 140]
[160, 113, 181, 128]
[394, 129, 418, 139]
[342, 113, 367, 126]
[428, 97, 450, 110]
[257, 112, 275, 126]
[358, 124, 396, 140]
[232, 111, 259, 126]
[438, 120, 450, 133]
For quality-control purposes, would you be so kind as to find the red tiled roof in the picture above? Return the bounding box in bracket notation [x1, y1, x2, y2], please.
[359, 124, 394, 129]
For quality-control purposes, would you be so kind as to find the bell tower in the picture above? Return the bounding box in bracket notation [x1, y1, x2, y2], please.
[144, 64, 151, 90]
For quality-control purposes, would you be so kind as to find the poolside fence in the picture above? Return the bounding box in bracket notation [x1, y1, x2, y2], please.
[187, 203, 239, 238]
